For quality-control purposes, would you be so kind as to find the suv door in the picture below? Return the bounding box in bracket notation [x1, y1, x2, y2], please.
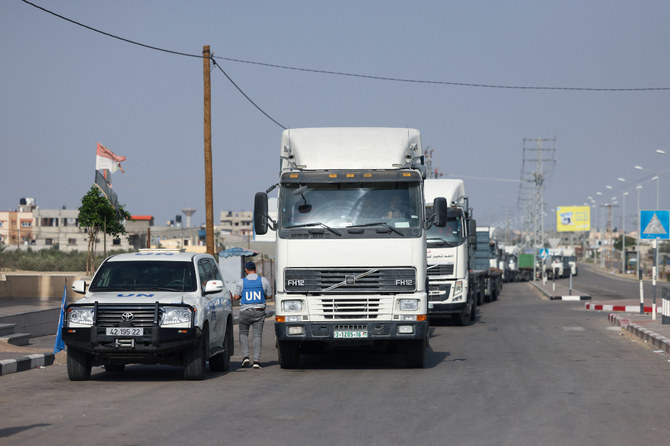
[197, 257, 225, 352]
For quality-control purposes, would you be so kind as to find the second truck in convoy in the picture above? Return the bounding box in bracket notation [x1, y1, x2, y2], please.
[424, 178, 490, 325]
[254, 127, 447, 368]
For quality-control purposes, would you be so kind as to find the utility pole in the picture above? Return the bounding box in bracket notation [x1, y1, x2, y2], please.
[203, 45, 215, 257]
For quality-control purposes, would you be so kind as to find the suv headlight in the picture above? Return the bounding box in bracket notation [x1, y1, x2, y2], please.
[398, 299, 419, 311]
[68, 307, 94, 327]
[160, 307, 192, 327]
[282, 300, 303, 312]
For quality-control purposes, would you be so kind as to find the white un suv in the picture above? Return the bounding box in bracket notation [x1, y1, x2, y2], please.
[63, 250, 234, 381]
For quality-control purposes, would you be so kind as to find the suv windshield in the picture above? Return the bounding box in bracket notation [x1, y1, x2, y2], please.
[280, 182, 422, 230]
[89, 261, 197, 292]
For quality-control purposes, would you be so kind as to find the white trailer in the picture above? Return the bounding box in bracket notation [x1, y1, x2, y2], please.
[254, 128, 446, 368]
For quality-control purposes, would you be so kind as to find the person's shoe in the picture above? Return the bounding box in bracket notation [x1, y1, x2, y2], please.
[241, 357, 250, 368]
[252, 361, 262, 369]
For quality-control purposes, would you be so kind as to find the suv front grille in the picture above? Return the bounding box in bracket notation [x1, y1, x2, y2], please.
[96, 304, 158, 328]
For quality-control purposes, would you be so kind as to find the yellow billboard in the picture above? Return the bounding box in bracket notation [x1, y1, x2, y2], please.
[556, 206, 591, 232]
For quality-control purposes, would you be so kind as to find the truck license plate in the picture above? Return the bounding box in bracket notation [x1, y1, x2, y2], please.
[106, 327, 143, 336]
[334, 330, 368, 339]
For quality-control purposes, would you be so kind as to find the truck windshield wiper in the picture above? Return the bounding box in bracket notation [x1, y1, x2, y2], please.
[427, 238, 458, 247]
[347, 222, 404, 236]
[284, 222, 342, 236]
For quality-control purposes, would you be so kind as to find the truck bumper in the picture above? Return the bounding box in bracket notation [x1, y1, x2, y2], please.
[62, 326, 201, 364]
[275, 320, 428, 342]
[428, 301, 467, 315]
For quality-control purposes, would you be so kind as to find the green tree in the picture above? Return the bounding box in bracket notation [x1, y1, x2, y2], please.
[78, 186, 131, 274]
[614, 235, 637, 251]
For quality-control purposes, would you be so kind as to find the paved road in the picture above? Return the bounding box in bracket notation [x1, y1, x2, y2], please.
[1, 282, 669, 445]
[574, 264, 664, 301]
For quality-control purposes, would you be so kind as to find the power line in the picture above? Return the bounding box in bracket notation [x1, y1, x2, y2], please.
[22, 0, 670, 93]
[211, 59, 286, 129]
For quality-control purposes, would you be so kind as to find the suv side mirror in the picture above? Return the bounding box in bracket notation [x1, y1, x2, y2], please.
[254, 192, 269, 235]
[204, 280, 224, 294]
[72, 280, 87, 294]
[432, 197, 447, 227]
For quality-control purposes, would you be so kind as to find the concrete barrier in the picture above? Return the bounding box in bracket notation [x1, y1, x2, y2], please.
[0, 273, 88, 300]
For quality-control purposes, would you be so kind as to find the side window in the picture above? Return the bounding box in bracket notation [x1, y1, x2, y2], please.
[197, 260, 208, 289]
[208, 259, 223, 281]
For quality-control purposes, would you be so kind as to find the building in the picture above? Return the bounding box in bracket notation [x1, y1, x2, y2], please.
[219, 210, 253, 236]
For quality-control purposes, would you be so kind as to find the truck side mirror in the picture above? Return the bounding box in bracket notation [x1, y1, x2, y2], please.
[254, 192, 269, 235]
[432, 197, 447, 227]
[72, 280, 87, 294]
[468, 219, 477, 246]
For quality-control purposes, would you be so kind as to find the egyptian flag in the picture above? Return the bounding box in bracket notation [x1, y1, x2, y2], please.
[96, 143, 126, 173]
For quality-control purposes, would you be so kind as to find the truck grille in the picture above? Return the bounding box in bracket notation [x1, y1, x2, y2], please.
[427, 264, 454, 276]
[284, 268, 416, 294]
[309, 297, 393, 320]
[96, 304, 158, 328]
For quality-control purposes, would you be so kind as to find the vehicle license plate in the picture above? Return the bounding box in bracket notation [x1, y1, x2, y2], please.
[106, 327, 143, 336]
[334, 330, 368, 339]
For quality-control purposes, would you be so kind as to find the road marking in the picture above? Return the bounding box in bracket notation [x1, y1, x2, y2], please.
[563, 326, 585, 331]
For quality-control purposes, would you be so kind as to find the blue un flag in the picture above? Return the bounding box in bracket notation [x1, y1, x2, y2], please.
[53, 283, 67, 354]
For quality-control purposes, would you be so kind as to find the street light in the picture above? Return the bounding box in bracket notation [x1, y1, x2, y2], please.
[634, 165, 660, 209]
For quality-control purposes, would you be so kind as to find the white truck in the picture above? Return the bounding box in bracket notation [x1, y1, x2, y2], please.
[424, 179, 485, 325]
[254, 127, 446, 368]
[63, 250, 234, 380]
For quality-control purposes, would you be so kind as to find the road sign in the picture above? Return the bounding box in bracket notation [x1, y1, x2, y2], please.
[539, 249, 549, 259]
[640, 210, 670, 240]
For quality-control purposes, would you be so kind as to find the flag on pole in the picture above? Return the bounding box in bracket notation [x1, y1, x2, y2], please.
[94, 169, 120, 213]
[53, 282, 67, 354]
[96, 143, 126, 173]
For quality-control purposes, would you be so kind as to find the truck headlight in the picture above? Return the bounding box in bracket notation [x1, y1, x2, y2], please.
[398, 299, 419, 311]
[160, 307, 192, 327]
[282, 300, 303, 312]
[68, 307, 94, 327]
[454, 280, 463, 295]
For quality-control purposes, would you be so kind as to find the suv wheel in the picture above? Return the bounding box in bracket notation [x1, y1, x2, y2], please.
[67, 348, 92, 381]
[184, 331, 207, 380]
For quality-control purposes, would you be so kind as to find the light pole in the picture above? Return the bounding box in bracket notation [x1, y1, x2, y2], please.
[621, 191, 628, 274]
[636, 184, 644, 313]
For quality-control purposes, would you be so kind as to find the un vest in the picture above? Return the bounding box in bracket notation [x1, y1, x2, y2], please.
[241, 276, 266, 305]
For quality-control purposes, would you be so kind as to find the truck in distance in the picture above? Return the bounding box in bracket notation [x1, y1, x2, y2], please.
[254, 127, 446, 368]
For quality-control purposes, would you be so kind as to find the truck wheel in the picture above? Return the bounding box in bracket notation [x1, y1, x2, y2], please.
[277, 340, 300, 369]
[404, 339, 426, 368]
[492, 286, 498, 302]
[184, 332, 207, 380]
[454, 295, 474, 326]
[67, 348, 92, 381]
[104, 362, 125, 373]
[209, 325, 231, 372]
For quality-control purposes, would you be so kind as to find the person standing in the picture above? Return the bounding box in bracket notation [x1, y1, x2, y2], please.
[233, 261, 272, 368]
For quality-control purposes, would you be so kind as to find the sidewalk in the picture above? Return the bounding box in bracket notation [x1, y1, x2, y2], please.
[0, 300, 275, 377]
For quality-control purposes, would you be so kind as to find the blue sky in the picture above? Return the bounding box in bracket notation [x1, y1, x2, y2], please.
[2, 1, 669, 232]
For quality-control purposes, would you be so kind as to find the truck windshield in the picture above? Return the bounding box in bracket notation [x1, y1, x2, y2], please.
[426, 208, 464, 246]
[280, 182, 422, 230]
[89, 261, 197, 292]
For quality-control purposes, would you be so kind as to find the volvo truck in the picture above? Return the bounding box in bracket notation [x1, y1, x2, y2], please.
[254, 128, 446, 368]
[424, 179, 485, 325]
